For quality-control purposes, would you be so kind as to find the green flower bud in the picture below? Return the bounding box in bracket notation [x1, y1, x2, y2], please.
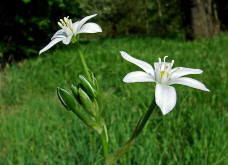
[79, 75, 97, 100]
[91, 73, 99, 89]
[57, 87, 76, 111]
[57, 88, 102, 134]
[78, 88, 96, 117]
[71, 84, 81, 104]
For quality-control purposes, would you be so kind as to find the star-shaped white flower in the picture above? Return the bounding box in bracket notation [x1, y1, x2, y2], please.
[120, 51, 210, 115]
[39, 14, 102, 55]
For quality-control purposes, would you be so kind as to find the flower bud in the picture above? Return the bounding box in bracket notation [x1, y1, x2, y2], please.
[78, 88, 96, 117]
[91, 72, 98, 88]
[57, 87, 76, 111]
[79, 75, 97, 100]
[71, 84, 81, 103]
[57, 88, 102, 134]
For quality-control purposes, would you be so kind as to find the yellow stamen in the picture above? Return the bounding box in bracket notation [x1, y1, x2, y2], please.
[160, 71, 169, 78]
[60, 19, 66, 26]
[57, 17, 74, 33]
[58, 22, 63, 29]
[160, 71, 165, 78]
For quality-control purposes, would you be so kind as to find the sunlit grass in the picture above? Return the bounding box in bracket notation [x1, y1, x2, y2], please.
[0, 34, 227, 164]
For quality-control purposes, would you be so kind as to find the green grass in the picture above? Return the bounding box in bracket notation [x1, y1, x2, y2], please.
[0, 34, 228, 165]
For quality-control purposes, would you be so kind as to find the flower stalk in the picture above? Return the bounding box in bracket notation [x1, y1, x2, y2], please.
[105, 97, 157, 165]
[76, 48, 109, 159]
[40, 14, 109, 162]
[131, 97, 156, 139]
[100, 124, 109, 159]
[58, 74, 109, 159]
[77, 47, 92, 82]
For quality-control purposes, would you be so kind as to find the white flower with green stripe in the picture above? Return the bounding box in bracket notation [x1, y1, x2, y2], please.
[120, 51, 210, 115]
[39, 14, 102, 54]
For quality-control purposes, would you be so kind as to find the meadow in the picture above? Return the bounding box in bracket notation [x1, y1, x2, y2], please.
[0, 34, 227, 165]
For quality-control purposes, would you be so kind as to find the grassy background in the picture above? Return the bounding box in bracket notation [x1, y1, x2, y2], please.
[0, 34, 227, 164]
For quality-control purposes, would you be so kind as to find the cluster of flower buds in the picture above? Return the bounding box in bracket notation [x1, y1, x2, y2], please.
[57, 74, 107, 137]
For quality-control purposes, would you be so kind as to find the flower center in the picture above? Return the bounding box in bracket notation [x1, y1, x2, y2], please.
[58, 16, 74, 34]
[160, 70, 170, 78]
[160, 70, 165, 78]
[156, 56, 174, 84]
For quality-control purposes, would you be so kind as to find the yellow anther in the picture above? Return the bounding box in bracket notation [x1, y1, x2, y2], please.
[64, 17, 70, 26]
[160, 71, 169, 78]
[58, 17, 74, 33]
[58, 22, 63, 29]
[160, 71, 165, 78]
[60, 19, 66, 26]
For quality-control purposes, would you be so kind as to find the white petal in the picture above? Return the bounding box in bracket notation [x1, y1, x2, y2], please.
[169, 77, 210, 92]
[51, 29, 66, 40]
[155, 84, 177, 115]
[39, 37, 63, 55]
[72, 21, 80, 34]
[62, 35, 73, 45]
[120, 51, 154, 76]
[170, 67, 203, 79]
[78, 23, 102, 34]
[77, 14, 97, 31]
[154, 62, 161, 81]
[123, 71, 155, 83]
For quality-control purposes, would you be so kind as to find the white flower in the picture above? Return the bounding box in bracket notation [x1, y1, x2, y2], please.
[120, 51, 210, 115]
[39, 14, 102, 55]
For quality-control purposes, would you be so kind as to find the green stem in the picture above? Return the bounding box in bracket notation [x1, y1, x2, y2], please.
[100, 124, 109, 159]
[75, 42, 109, 160]
[131, 97, 156, 139]
[104, 97, 156, 165]
[77, 48, 92, 82]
